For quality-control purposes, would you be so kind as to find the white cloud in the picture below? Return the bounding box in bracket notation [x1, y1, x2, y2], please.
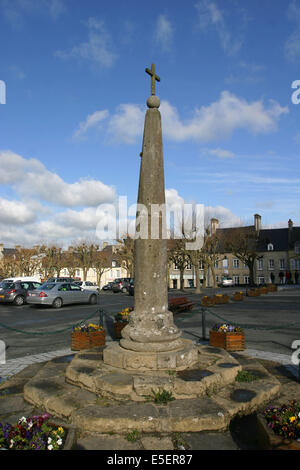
[160, 92, 288, 142]
[107, 104, 144, 144]
[207, 148, 235, 159]
[0, 151, 116, 207]
[0, 0, 66, 28]
[195, 0, 243, 55]
[100, 92, 288, 145]
[73, 110, 109, 140]
[285, 1, 300, 61]
[55, 17, 117, 69]
[0, 198, 36, 225]
[154, 14, 174, 52]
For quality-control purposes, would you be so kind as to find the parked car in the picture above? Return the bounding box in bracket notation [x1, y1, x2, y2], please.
[0, 280, 42, 306]
[102, 282, 114, 291]
[74, 281, 99, 292]
[3, 276, 41, 283]
[128, 280, 134, 296]
[220, 277, 234, 287]
[112, 278, 133, 293]
[45, 277, 75, 283]
[26, 282, 99, 308]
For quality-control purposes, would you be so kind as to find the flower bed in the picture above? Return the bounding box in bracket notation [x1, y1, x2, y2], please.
[71, 323, 105, 350]
[213, 294, 229, 304]
[114, 307, 133, 339]
[201, 296, 215, 307]
[257, 401, 300, 450]
[0, 414, 76, 450]
[247, 289, 260, 297]
[232, 291, 244, 301]
[266, 284, 277, 292]
[259, 286, 268, 294]
[209, 323, 245, 351]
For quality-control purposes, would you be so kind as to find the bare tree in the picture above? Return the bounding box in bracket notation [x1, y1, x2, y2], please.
[115, 235, 134, 277]
[74, 242, 99, 281]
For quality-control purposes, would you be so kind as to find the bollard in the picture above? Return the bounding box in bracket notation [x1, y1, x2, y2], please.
[201, 308, 207, 341]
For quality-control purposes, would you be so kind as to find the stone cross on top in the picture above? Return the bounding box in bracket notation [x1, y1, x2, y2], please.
[145, 63, 160, 96]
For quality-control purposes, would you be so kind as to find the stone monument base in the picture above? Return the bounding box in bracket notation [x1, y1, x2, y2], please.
[21, 343, 281, 435]
[103, 339, 198, 371]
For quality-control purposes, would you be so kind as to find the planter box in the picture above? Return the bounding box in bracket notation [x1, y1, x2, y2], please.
[267, 284, 277, 292]
[260, 287, 268, 294]
[201, 297, 215, 307]
[209, 330, 245, 351]
[233, 293, 243, 301]
[114, 321, 129, 339]
[247, 289, 260, 297]
[71, 330, 106, 351]
[257, 414, 300, 450]
[213, 295, 229, 304]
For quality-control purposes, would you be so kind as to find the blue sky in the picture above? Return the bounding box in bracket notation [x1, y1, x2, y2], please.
[0, 0, 300, 247]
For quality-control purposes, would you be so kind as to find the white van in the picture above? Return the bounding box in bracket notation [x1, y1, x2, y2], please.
[2, 276, 41, 283]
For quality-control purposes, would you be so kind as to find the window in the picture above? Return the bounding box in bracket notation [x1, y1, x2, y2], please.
[216, 275, 219, 282]
[258, 276, 265, 284]
[257, 259, 263, 270]
[58, 284, 70, 291]
[174, 262, 179, 270]
[199, 260, 204, 270]
[214, 261, 219, 269]
[222, 258, 228, 268]
[279, 259, 285, 269]
[233, 259, 239, 268]
[233, 276, 239, 285]
[295, 244, 300, 254]
[267, 243, 274, 251]
[76, 270, 80, 276]
[296, 259, 300, 269]
[186, 263, 192, 270]
[244, 276, 250, 284]
[112, 261, 117, 267]
[70, 284, 81, 291]
[268, 259, 274, 270]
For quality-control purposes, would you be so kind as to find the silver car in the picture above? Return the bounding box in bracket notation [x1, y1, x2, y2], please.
[26, 282, 99, 308]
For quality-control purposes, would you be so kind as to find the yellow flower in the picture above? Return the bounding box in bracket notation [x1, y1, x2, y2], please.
[58, 427, 65, 434]
[289, 416, 296, 423]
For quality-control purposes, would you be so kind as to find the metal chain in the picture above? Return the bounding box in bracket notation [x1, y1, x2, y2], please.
[0, 308, 106, 336]
[202, 307, 300, 331]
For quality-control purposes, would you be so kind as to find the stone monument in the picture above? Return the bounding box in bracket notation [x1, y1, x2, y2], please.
[103, 64, 198, 371]
[21, 65, 281, 436]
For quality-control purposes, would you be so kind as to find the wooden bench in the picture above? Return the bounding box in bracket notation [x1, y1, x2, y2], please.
[169, 296, 194, 313]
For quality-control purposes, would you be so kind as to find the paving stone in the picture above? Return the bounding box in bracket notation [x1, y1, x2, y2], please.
[182, 431, 239, 450]
[0, 395, 28, 415]
[76, 433, 142, 450]
[141, 436, 174, 450]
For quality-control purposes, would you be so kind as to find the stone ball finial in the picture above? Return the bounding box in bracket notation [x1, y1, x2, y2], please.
[147, 95, 160, 108]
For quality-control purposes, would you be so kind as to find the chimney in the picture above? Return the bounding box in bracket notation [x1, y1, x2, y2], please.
[0, 243, 3, 253]
[288, 219, 293, 246]
[210, 218, 219, 235]
[254, 214, 261, 233]
[102, 242, 108, 249]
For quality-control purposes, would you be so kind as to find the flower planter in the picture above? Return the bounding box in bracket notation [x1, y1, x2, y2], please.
[259, 287, 268, 295]
[213, 295, 229, 304]
[247, 289, 260, 297]
[114, 321, 129, 339]
[209, 330, 245, 351]
[233, 293, 243, 301]
[267, 284, 277, 292]
[257, 414, 300, 450]
[201, 296, 215, 307]
[48, 420, 77, 450]
[71, 330, 106, 351]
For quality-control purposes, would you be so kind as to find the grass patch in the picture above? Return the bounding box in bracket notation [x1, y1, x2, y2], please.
[126, 429, 140, 442]
[235, 370, 259, 383]
[151, 388, 175, 405]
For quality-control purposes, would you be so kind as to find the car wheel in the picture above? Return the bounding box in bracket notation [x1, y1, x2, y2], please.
[52, 297, 63, 309]
[13, 295, 25, 306]
[89, 294, 97, 305]
[122, 287, 128, 293]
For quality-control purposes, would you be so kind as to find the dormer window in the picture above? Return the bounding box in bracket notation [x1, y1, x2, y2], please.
[295, 243, 300, 254]
[267, 243, 274, 251]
